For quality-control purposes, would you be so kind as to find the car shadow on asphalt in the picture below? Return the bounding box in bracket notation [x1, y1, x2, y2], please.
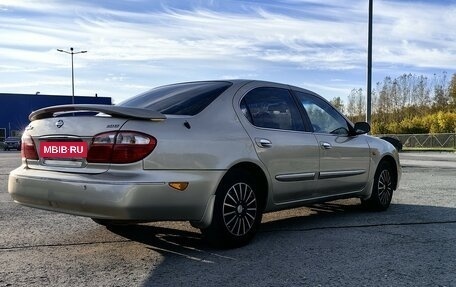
[105, 200, 450, 286]
[101, 199, 456, 286]
[106, 199, 366, 257]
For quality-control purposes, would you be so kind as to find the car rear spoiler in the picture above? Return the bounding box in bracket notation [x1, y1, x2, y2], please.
[29, 104, 167, 121]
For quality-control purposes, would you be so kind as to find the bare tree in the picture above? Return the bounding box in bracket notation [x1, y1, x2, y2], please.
[448, 73, 456, 106]
[432, 72, 450, 110]
[342, 71, 454, 134]
[330, 97, 345, 114]
[347, 88, 365, 122]
[413, 75, 431, 111]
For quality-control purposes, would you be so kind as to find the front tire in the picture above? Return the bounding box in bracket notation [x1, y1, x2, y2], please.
[201, 170, 263, 248]
[362, 161, 395, 211]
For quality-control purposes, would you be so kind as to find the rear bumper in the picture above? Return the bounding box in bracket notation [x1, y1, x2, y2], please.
[8, 165, 223, 221]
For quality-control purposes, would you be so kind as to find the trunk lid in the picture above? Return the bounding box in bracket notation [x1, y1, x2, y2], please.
[25, 116, 129, 174]
[24, 104, 165, 174]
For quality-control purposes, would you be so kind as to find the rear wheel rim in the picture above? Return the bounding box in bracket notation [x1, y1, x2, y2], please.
[222, 182, 257, 237]
[377, 169, 393, 206]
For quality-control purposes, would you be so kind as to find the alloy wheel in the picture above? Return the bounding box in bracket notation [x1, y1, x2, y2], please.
[377, 169, 393, 206]
[222, 182, 257, 237]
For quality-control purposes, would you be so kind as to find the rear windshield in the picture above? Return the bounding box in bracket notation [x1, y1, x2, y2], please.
[119, 81, 232, 116]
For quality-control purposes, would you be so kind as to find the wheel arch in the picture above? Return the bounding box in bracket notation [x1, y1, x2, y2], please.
[190, 161, 269, 230]
[378, 155, 399, 190]
[221, 161, 269, 211]
[200, 161, 268, 247]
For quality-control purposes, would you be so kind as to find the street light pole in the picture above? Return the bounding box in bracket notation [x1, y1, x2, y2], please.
[366, 0, 373, 125]
[57, 47, 87, 105]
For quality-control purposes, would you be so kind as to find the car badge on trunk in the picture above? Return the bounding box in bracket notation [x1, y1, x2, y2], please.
[56, 120, 64, 128]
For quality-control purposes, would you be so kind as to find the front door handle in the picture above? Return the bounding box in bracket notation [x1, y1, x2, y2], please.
[255, 138, 272, 148]
[321, 142, 332, 149]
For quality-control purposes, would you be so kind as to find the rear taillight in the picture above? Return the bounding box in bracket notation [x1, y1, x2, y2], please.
[21, 134, 39, 160]
[87, 131, 156, 164]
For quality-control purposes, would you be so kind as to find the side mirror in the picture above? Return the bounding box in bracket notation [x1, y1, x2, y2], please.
[353, 122, 370, 135]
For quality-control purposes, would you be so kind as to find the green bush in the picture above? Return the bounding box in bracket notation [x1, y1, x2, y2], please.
[437, 111, 456, 133]
[371, 111, 456, 134]
[398, 117, 428, 134]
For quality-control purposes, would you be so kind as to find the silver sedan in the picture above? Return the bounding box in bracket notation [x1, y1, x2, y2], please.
[8, 80, 401, 247]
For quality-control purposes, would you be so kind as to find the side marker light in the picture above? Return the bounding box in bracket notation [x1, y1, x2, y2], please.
[169, 182, 189, 191]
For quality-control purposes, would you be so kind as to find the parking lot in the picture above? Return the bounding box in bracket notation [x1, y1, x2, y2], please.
[1, 151, 455, 286]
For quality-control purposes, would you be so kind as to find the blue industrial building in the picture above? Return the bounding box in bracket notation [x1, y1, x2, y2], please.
[0, 93, 111, 141]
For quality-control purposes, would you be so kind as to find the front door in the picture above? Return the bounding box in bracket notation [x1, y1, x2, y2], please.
[294, 91, 371, 195]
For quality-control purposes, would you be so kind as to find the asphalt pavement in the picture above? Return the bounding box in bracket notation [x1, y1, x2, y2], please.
[0, 151, 455, 286]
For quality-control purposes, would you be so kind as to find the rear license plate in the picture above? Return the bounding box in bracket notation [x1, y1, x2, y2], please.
[40, 142, 88, 159]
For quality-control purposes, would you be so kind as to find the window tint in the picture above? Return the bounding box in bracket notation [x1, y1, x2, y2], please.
[295, 91, 349, 135]
[241, 87, 305, 131]
[119, 81, 232, 116]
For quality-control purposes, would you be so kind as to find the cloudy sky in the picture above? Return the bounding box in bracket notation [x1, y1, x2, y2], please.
[0, 0, 455, 104]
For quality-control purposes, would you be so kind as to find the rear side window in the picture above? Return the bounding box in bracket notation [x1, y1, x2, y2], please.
[119, 81, 232, 116]
[240, 87, 305, 131]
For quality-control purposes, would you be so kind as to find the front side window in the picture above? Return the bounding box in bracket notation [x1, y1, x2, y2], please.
[119, 81, 232, 116]
[295, 91, 349, 135]
[240, 87, 305, 131]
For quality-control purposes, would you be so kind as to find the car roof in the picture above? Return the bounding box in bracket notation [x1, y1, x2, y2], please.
[187, 79, 320, 96]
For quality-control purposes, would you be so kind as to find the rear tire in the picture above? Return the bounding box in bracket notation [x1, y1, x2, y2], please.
[201, 170, 263, 248]
[362, 161, 395, 211]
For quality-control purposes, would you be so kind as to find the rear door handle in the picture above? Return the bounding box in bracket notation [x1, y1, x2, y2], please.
[255, 138, 272, 148]
[321, 142, 332, 149]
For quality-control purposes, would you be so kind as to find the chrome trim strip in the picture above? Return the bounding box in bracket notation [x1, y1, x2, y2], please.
[275, 172, 316, 182]
[318, 169, 366, 179]
[42, 159, 84, 168]
[38, 135, 88, 140]
[275, 190, 363, 206]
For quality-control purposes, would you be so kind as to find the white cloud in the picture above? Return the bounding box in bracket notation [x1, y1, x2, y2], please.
[0, 0, 454, 102]
[373, 0, 456, 69]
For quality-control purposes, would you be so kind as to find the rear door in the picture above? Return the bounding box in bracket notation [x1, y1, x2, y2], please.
[234, 82, 320, 203]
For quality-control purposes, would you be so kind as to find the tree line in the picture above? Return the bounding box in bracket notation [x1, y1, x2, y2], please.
[331, 72, 456, 134]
